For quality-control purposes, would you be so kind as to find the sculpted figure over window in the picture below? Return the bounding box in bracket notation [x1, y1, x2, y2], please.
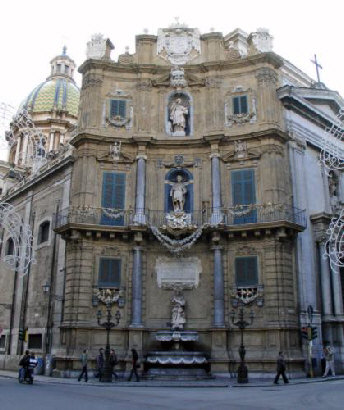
[169, 97, 189, 135]
[170, 175, 188, 212]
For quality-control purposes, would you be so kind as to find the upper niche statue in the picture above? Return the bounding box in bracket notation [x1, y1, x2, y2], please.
[169, 97, 189, 136]
[170, 175, 188, 212]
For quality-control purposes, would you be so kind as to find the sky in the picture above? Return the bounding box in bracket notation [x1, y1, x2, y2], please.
[0, 0, 343, 159]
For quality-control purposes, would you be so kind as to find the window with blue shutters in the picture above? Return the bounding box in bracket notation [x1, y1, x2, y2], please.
[98, 258, 121, 288]
[101, 172, 126, 226]
[110, 100, 126, 118]
[233, 95, 248, 115]
[235, 256, 258, 287]
[231, 168, 257, 223]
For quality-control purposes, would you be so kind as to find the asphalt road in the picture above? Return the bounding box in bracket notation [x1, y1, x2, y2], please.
[1, 377, 344, 410]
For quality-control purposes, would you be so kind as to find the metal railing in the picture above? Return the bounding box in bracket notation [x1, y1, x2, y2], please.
[55, 204, 306, 230]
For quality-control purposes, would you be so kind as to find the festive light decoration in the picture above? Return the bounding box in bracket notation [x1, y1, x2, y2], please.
[320, 108, 344, 173]
[0, 202, 34, 273]
[325, 208, 344, 269]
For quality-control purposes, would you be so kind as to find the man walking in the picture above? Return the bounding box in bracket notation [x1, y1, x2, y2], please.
[274, 351, 289, 384]
[96, 348, 104, 381]
[78, 349, 88, 382]
[110, 349, 119, 380]
[128, 348, 140, 382]
[322, 345, 335, 377]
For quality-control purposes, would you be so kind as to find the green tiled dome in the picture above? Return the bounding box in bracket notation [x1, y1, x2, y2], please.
[22, 78, 80, 117]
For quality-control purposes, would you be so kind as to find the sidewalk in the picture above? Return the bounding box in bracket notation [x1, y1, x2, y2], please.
[0, 369, 343, 388]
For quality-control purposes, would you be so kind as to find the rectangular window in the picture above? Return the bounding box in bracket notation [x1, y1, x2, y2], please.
[0, 335, 5, 349]
[231, 169, 257, 223]
[28, 334, 42, 350]
[110, 100, 126, 118]
[98, 258, 121, 288]
[235, 256, 258, 287]
[101, 172, 126, 226]
[233, 95, 248, 115]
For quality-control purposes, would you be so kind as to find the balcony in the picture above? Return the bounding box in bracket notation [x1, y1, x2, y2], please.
[55, 204, 306, 239]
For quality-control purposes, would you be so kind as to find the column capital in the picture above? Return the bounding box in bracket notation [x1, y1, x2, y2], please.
[133, 246, 143, 252]
[211, 245, 223, 251]
[210, 153, 220, 159]
[136, 154, 147, 161]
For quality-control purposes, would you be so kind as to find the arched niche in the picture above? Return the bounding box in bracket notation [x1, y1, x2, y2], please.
[164, 168, 194, 213]
[165, 91, 193, 137]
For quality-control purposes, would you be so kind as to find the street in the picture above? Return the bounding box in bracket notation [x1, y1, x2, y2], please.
[1, 377, 344, 410]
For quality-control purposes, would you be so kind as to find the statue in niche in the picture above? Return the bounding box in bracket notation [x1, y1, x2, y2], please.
[171, 290, 186, 330]
[169, 97, 189, 135]
[170, 174, 188, 212]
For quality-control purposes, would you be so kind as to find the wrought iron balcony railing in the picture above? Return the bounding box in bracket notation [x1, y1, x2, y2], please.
[54, 204, 306, 231]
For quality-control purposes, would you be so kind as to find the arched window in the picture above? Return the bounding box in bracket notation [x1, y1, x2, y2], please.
[5, 238, 14, 255]
[38, 221, 50, 244]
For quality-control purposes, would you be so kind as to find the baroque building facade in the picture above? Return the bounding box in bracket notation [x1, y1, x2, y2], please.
[0, 25, 343, 377]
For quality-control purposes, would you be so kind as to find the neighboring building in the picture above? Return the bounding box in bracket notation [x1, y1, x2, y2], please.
[0, 26, 343, 377]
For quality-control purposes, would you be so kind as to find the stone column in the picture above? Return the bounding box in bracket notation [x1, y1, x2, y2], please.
[21, 133, 29, 166]
[319, 241, 333, 316]
[210, 152, 223, 224]
[14, 137, 21, 165]
[49, 131, 55, 152]
[131, 246, 143, 327]
[133, 155, 147, 225]
[212, 246, 225, 327]
[332, 265, 344, 316]
[256, 67, 280, 125]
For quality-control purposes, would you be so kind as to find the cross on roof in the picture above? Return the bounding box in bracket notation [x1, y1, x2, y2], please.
[311, 54, 323, 83]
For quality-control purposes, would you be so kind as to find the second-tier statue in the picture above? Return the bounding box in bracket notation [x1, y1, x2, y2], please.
[169, 98, 188, 135]
[170, 175, 188, 212]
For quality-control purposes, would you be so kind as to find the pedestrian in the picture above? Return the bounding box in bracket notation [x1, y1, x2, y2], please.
[78, 349, 88, 382]
[274, 351, 289, 384]
[19, 350, 30, 381]
[27, 352, 38, 383]
[96, 348, 104, 381]
[127, 348, 140, 382]
[322, 345, 335, 377]
[110, 349, 119, 380]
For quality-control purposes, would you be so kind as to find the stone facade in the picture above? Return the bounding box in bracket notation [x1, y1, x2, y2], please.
[0, 25, 343, 378]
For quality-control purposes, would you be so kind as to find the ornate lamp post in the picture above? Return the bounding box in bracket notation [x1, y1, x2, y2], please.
[230, 301, 254, 383]
[96, 294, 121, 383]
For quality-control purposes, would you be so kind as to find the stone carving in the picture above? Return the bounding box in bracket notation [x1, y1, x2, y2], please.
[157, 25, 201, 65]
[156, 256, 202, 289]
[234, 140, 247, 159]
[225, 95, 257, 127]
[107, 104, 133, 129]
[169, 97, 189, 136]
[87, 33, 113, 60]
[248, 28, 273, 54]
[110, 141, 121, 161]
[171, 290, 186, 330]
[170, 174, 188, 212]
[174, 154, 184, 166]
[170, 66, 188, 88]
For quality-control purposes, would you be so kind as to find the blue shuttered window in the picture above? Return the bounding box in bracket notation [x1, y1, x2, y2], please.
[110, 100, 126, 118]
[233, 96, 248, 115]
[231, 169, 257, 223]
[235, 256, 258, 287]
[98, 258, 121, 288]
[101, 172, 126, 226]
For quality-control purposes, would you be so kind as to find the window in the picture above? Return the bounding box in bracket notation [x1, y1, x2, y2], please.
[110, 100, 126, 119]
[28, 334, 42, 349]
[98, 258, 121, 288]
[101, 172, 126, 226]
[235, 256, 258, 287]
[231, 169, 257, 223]
[0, 335, 5, 349]
[233, 95, 248, 115]
[38, 221, 50, 244]
[5, 238, 14, 255]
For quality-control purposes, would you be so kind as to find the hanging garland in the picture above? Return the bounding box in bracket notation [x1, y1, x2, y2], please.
[102, 208, 125, 219]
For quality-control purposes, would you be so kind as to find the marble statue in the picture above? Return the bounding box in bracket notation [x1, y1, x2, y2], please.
[170, 175, 188, 212]
[169, 98, 188, 134]
[171, 291, 186, 330]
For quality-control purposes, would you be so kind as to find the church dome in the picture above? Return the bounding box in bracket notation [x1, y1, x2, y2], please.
[20, 48, 80, 117]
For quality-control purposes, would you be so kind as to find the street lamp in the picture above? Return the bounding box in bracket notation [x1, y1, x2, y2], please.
[230, 301, 254, 383]
[97, 302, 121, 382]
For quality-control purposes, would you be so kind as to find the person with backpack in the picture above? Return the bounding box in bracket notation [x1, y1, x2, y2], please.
[322, 345, 335, 377]
[127, 348, 140, 382]
[78, 349, 88, 382]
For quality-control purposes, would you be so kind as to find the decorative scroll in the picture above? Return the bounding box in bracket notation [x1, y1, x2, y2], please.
[0, 202, 34, 273]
